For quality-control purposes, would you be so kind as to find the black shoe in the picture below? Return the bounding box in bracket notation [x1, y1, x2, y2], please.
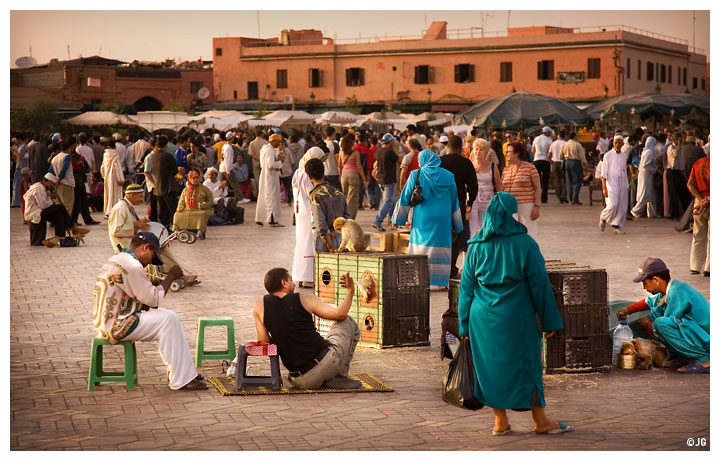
[371, 224, 386, 232]
[85, 220, 100, 225]
[690, 270, 700, 275]
[703, 271, 710, 277]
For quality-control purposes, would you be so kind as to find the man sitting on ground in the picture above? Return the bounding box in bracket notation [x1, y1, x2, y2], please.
[616, 257, 709, 373]
[253, 267, 361, 389]
[92, 232, 206, 390]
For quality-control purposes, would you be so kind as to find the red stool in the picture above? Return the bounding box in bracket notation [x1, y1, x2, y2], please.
[235, 341, 282, 391]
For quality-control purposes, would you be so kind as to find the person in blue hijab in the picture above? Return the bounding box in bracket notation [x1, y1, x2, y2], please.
[458, 192, 573, 435]
[392, 150, 463, 287]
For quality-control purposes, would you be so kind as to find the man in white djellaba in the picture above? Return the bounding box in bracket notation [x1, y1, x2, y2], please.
[255, 134, 285, 227]
[599, 135, 630, 234]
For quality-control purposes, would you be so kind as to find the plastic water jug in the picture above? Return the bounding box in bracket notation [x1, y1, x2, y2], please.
[612, 320, 634, 365]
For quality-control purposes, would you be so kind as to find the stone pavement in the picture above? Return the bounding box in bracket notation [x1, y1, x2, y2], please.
[9, 193, 710, 451]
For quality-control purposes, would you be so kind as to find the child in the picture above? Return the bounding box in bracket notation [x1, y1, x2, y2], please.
[20, 168, 32, 222]
[88, 172, 104, 212]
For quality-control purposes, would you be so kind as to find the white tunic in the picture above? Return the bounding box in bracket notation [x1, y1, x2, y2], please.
[631, 139, 658, 218]
[100, 149, 125, 216]
[599, 149, 629, 227]
[254, 144, 283, 223]
[291, 167, 315, 282]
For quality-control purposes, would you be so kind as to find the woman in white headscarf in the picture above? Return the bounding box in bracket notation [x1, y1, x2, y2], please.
[100, 141, 125, 217]
[291, 146, 328, 287]
[630, 136, 659, 218]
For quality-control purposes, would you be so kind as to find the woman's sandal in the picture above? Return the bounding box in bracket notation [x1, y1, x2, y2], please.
[537, 422, 574, 435]
[492, 424, 511, 436]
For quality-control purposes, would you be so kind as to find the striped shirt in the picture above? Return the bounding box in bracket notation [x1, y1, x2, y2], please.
[501, 162, 539, 204]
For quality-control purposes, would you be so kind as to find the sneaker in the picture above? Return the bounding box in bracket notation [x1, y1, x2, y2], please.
[239, 198, 251, 204]
[613, 228, 625, 235]
[599, 220, 606, 232]
[371, 224, 386, 232]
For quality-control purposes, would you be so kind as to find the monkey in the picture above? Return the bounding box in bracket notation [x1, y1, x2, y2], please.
[619, 341, 636, 356]
[630, 338, 670, 370]
[333, 217, 371, 253]
[357, 271, 377, 303]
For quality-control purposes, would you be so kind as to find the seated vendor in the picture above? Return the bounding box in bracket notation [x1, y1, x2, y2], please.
[617, 257, 709, 374]
[173, 170, 214, 240]
[203, 167, 239, 222]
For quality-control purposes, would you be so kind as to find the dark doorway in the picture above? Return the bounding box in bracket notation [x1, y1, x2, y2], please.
[133, 96, 163, 112]
[248, 81, 258, 100]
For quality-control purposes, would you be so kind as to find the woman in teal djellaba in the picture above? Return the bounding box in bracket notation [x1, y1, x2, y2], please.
[458, 192, 574, 436]
[392, 149, 463, 287]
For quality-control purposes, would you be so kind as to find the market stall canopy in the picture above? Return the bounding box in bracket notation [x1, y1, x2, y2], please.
[584, 92, 710, 120]
[365, 111, 402, 120]
[64, 111, 134, 126]
[454, 91, 589, 128]
[189, 111, 253, 131]
[315, 111, 361, 125]
[132, 111, 189, 132]
[247, 110, 317, 128]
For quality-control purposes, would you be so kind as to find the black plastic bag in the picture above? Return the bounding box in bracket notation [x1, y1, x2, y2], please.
[442, 337, 484, 410]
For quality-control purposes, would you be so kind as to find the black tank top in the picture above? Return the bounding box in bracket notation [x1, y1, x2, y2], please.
[263, 293, 329, 372]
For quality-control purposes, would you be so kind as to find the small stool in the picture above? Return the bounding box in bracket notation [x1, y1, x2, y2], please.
[195, 317, 235, 367]
[588, 183, 604, 206]
[88, 337, 138, 390]
[235, 342, 282, 391]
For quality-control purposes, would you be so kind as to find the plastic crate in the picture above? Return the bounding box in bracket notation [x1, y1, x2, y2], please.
[314, 252, 429, 347]
[545, 333, 611, 373]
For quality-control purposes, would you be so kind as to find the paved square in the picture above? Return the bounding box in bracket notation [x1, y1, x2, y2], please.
[9, 197, 710, 451]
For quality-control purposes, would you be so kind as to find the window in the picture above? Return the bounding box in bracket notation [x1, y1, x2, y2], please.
[693, 77, 698, 89]
[678, 67, 682, 85]
[626, 59, 631, 78]
[638, 59, 641, 80]
[655, 63, 659, 82]
[454, 64, 475, 83]
[683, 68, 687, 86]
[233, 90, 237, 99]
[660, 64, 666, 83]
[345, 67, 364, 87]
[190, 81, 203, 95]
[646, 62, 654, 81]
[500, 62, 513, 82]
[587, 58, 601, 79]
[215, 48, 222, 57]
[276, 69, 288, 89]
[308, 68, 323, 88]
[414, 65, 432, 84]
[247, 81, 258, 99]
[537, 60, 554, 80]
[669, 65, 672, 84]
[702, 78, 706, 90]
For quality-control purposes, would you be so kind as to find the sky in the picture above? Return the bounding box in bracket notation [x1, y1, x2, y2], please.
[9, 4, 711, 68]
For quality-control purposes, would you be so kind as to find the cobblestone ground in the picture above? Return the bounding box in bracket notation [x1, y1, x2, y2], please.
[9, 192, 710, 451]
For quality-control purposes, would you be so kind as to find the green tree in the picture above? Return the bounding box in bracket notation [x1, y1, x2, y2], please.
[345, 96, 360, 115]
[99, 100, 123, 114]
[13, 98, 60, 133]
[255, 101, 267, 118]
[162, 98, 186, 112]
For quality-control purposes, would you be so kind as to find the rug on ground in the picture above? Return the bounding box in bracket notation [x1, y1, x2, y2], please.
[209, 371, 394, 396]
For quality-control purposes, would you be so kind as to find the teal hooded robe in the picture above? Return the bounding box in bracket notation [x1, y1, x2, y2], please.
[458, 192, 563, 410]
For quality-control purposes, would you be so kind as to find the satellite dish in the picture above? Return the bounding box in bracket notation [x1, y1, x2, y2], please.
[15, 56, 38, 69]
[197, 87, 210, 99]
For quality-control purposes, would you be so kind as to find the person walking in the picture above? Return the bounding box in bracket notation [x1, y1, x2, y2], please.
[630, 136, 659, 218]
[501, 141, 541, 242]
[338, 133, 366, 220]
[531, 127, 553, 203]
[687, 156, 710, 276]
[599, 136, 629, 234]
[548, 129, 567, 203]
[560, 132, 588, 205]
[392, 150, 463, 288]
[371, 134, 402, 232]
[458, 192, 570, 436]
[255, 134, 285, 227]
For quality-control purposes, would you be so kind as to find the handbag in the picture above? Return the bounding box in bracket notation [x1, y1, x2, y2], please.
[409, 174, 424, 206]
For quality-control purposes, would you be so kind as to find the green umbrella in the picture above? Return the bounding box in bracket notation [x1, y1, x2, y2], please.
[584, 92, 709, 120]
[453, 91, 588, 128]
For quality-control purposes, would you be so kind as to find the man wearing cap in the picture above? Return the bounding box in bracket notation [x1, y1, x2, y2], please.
[93, 232, 206, 390]
[532, 127, 554, 203]
[616, 258, 709, 374]
[255, 134, 285, 227]
[438, 135, 449, 157]
[23, 173, 89, 246]
[371, 134, 402, 231]
[599, 135, 629, 234]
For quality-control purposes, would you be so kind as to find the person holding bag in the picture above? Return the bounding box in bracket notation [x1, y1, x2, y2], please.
[458, 192, 572, 436]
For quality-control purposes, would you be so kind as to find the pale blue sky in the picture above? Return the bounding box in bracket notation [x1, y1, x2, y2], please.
[10, 7, 710, 67]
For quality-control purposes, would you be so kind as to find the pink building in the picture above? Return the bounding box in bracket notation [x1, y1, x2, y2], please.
[212, 22, 708, 110]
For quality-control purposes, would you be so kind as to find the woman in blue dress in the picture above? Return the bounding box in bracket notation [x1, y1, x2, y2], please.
[458, 192, 573, 436]
[392, 150, 463, 287]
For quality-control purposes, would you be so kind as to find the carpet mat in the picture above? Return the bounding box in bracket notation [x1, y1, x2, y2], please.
[209, 371, 394, 396]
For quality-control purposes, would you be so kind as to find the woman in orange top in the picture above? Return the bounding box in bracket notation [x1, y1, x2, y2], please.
[501, 141, 541, 242]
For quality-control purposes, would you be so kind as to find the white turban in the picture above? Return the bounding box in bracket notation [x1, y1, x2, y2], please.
[298, 146, 327, 170]
[613, 135, 624, 142]
[204, 167, 218, 181]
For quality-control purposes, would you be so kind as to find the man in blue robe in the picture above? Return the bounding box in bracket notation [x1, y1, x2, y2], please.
[617, 257, 710, 373]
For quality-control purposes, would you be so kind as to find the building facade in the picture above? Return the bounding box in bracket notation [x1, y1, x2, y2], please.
[212, 22, 708, 111]
[10, 56, 214, 113]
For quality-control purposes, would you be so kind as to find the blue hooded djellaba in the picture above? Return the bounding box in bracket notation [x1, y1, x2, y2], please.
[392, 150, 463, 287]
[458, 192, 563, 410]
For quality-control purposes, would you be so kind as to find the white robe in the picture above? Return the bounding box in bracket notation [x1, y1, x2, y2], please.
[254, 144, 283, 224]
[291, 168, 315, 283]
[600, 149, 629, 227]
[100, 149, 125, 216]
[631, 139, 658, 218]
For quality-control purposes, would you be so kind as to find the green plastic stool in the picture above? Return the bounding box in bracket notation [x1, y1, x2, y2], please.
[88, 337, 138, 390]
[195, 317, 235, 367]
